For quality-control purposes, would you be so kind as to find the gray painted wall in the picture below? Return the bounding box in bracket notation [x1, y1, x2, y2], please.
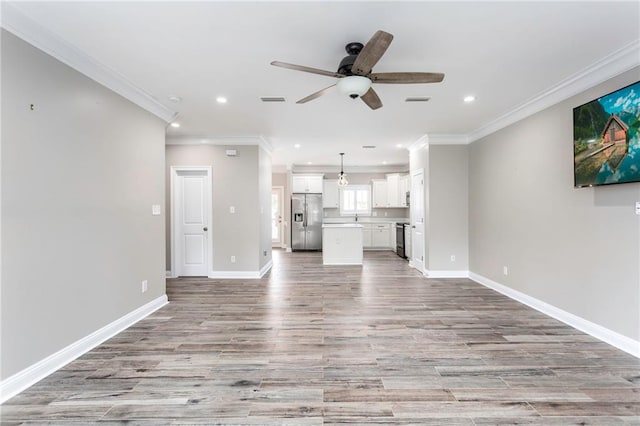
[259, 148, 273, 268]
[409, 144, 469, 272]
[165, 144, 268, 272]
[469, 67, 640, 340]
[429, 145, 469, 271]
[1, 31, 166, 379]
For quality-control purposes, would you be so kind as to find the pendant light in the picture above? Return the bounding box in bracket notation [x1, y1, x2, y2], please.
[337, 153, 348, 186]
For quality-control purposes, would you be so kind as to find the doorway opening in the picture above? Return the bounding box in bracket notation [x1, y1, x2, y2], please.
[271, 186, 284, 248]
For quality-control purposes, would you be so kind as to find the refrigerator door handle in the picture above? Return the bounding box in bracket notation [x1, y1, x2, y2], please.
[303, 205, 307, 228]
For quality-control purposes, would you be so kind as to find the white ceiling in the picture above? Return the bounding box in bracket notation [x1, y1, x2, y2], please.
[6, 1, 640, 168]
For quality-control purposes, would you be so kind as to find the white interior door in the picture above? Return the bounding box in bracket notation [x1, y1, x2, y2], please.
[272, 186, 284, 247]
[173, 168, 211, 277]
[410, 169, 425, 273]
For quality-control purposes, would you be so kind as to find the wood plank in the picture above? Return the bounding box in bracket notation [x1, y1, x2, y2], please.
[3, 250, 638, 423]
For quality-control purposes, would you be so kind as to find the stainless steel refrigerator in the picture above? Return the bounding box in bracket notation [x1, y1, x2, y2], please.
[291, 193, 323, 251]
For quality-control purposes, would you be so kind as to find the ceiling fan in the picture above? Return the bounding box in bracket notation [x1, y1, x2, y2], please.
[271, 30, 444, 110]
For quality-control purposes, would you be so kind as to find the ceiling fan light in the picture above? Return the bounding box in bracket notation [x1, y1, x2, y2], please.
[337, 76, 372, 98]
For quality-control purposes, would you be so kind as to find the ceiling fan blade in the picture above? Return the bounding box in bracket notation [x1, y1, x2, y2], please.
[370, 72, 445, 84]
[271, 61, 344, 78]
[296, 84, 337, 104]
[360, 87, 383, 110]
[352, 30, 394, 76]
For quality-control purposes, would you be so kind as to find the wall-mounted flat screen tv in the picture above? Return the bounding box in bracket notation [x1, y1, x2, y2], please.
[573, 81, 640, 188]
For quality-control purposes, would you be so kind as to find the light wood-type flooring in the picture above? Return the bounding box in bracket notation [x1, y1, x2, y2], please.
[2, 250, 639, 424]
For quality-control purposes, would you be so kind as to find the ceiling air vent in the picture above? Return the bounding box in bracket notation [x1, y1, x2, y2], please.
[362, 145, 377, 149]
[261, 97, 286, 102]
[405, 97, 431, 102]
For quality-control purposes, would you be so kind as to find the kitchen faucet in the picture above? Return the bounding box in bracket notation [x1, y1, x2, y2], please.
[355, 213, 358, 222]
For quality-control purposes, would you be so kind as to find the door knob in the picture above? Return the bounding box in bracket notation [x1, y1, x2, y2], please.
[203, 227, 208, 231]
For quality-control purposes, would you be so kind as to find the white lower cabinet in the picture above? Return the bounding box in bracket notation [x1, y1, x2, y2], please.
[372, 224, 391, 247]
[362, 223, 392, 249]
[362, 227, 373, 248]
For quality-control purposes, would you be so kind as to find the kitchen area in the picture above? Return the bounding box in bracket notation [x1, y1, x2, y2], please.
[284, 172, 411, 265]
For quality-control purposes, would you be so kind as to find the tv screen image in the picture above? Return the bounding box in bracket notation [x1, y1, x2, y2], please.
[573, 81, 640, 188]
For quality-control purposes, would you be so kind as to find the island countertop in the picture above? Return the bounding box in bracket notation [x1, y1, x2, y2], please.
[322, 223, 364, 228]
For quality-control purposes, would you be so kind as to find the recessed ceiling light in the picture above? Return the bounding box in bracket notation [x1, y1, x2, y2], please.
[382, 161, 387, 165]
[396, 143, 403, 148]
[307, 161, 312, 165]
[168, 95, 182, 103]
[464, 95, 476, 103]
[362, 145, 376, 149]
[170, 122, 180, 128]
[216, 96, 228, 104]
[294, 144, 301, 148]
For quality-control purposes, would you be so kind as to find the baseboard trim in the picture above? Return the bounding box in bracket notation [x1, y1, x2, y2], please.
[0, 295, 169, 403]
[426, 270, 470, 278]
[285, 248, 292, 253]
[165, 270, 173, 278]
[259, 259, 273, 278]
[209, 260, 273, 279]
[469, 272, 640, 358]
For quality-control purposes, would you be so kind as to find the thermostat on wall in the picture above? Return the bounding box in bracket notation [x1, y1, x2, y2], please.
[225, 149, 237, 156]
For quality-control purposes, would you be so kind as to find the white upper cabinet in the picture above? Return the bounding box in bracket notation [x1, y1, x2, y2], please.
[292, 174, 324, 193]
[371, 179, 388, 208]
[387, 174, 400, 207]
[384, 173, 410, 207]
[322, 179, 340, 208]
[399, 174, 410, 207]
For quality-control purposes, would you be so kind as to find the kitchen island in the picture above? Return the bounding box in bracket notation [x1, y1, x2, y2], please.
[322, 223, 363, 265]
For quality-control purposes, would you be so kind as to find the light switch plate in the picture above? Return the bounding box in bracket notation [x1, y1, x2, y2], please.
[230, 206, 235, 214]
[151, 205, 161, 215]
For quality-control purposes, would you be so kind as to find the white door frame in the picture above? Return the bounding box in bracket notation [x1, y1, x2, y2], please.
[410, 168, 425, 274]
[272, 186, 285, 248]
[170, 166, 213, 277]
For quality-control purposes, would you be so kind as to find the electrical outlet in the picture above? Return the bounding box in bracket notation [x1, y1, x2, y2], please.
[636, 201, 640, 215]
[450, 255, 456, 262]
[384, 212, 388, 217]
[141, 280, 148, 293]
[373, 211, 378, 217]
[503, 266, 508, 276]
[229, 206, 235, 214]
[231, 255, 236, 263]
[263, 250, 267, 256]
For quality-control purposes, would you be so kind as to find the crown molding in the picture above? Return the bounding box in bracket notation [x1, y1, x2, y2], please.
[292, 164, 409, 174]
[468, 39, 640, 143]
[0, 2, 176, 123]
[408, 134, 429, 151]
[166, 136, 273, 155]
[428, 134, 470, 145]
